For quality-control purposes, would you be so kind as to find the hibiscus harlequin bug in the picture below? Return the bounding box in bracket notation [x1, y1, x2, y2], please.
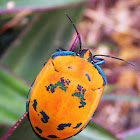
[26, 14, 134, 140]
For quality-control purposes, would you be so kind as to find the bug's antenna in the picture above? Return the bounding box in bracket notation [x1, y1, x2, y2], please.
[93, 55, 134, 66]
[65, 13, 82, 52]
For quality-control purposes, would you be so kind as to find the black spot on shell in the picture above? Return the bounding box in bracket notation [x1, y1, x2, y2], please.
[32, 99, 37, 112]
[35, 126, 42, 133]
[48, 135, 59, 138]
[73, 123, 82, 129]
[57, 123, 71, 130]
[72, 85, 86, 108]
[40, 111, 49, 123]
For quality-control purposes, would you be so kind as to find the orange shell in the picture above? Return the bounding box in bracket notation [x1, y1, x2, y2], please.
[28, 55, 105, 140]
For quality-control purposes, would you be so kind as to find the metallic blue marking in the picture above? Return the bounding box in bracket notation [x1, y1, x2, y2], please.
[93, 64, 107, 86]
[43, 62, 47, 66]
[35, 126, 42, 133]
[40, 111, 49, 123]
[46, 86, 50, 91]
[26, 101, 29, 112]
[73, 123, 82, 129]
[84, 119, 91, 129]
[45, 77, 70, 93]
[60, 77, 65, 84]
[65, 79, 70, 85]
[85, 73, 91, 81]
[31, 79, 35, 87]
[48, 135, 59, 138]
[27, 79, 35, 99]
[57, 123, 71, 130]
[52, 51, 76, 59]
[79, 99, 86, 108]
[92, 112, 95, 118]
[68, 66, 72, 69]
[27, 89, 31, 100]
[32, 99, 37, 112]
[77, 84, 82, 91]
[72, 85, 86, 108]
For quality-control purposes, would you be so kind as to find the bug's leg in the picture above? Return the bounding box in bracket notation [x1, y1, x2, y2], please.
[69, 35, 79, 51]
[92, 56, 107, 85]
[93, 63, 107, 86]
[93, 56, 105, 65]
[56, 48, 66, 52]
[94, 55, 134, 66]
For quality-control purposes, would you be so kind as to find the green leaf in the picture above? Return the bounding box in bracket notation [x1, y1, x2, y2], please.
[118, 128, 140, 140]
[102, 94, 140, 103]
[0, 13, 33, 55]
[6, 115, 41, 140]
[0, 66, 29, 125]
[101, 85, 140, 103]
[3, 115, 119, 140]
[0, 0, 87, 13]
[71, 121, 119, 140]
[1, 7, 85, 82]
[0, 125, 11, 138]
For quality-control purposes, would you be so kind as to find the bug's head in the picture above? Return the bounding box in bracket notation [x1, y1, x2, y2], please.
[52, 14, 134, 66]
[66, 13, 134, 66]
[54, 14, 134, 67]
[78, 49, 93, 63]
[52, 14, 133, 88]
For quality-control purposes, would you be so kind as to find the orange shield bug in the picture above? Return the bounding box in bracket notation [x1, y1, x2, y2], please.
[26, 14, 134, 140]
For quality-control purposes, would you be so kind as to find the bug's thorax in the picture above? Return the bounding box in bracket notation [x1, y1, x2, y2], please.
[78, 49, 93, 63]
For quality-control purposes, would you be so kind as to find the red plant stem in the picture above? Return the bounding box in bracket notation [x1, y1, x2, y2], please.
[0, 112, 28, 140]
[69, 35, 79, 51]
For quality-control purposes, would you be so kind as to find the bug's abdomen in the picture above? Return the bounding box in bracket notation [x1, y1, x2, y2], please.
[28, 57, 104, 140]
